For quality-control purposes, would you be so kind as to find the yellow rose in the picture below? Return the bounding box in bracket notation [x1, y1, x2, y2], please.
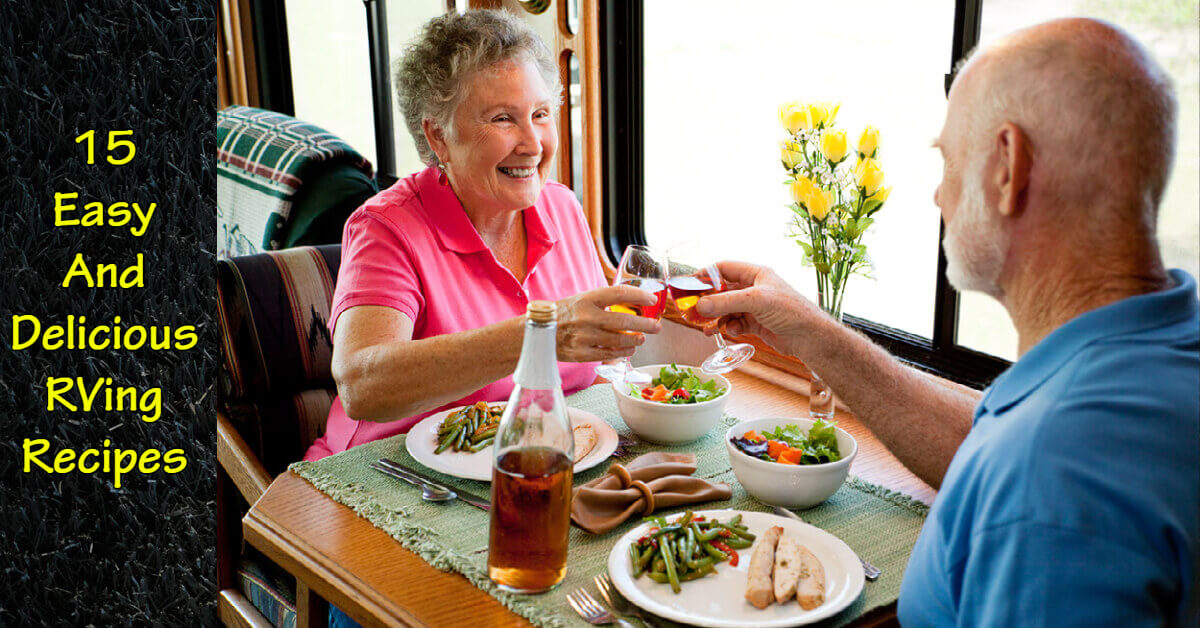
[820, 130, 849, 163]
[789, 176, 817, 207]
[857, 126, 880, 159]
[808, 101, 841, 129]
[869, 185, 891, 204]
[806, 187, 834, 221]
[781, 140, 804, 170]
[778, 101, 812, 135]
[855, 158, 885, 196]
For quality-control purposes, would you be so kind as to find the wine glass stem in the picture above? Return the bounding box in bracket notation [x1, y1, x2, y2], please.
[713, 329, 729, 350]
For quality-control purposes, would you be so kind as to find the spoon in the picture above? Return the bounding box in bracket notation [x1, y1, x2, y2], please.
[370, 462, 455, 502]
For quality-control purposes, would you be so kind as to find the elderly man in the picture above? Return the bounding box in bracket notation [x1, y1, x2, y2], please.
[698, 18, 1198, 625]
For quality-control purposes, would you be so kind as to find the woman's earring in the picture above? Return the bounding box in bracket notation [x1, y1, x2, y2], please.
[437, 162, 449, 185]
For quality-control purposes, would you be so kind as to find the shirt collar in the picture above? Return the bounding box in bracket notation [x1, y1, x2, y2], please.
[977, 269, 1198, 419]
[415, 166, 559, 254]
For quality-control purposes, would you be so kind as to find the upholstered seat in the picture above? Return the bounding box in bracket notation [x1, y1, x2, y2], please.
[216, 245, 342, 627]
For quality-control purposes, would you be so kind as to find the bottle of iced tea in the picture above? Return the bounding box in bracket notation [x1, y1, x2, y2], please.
[487, 301, 574, 593]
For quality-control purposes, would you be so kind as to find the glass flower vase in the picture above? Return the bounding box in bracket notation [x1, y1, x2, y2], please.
[808, 286, 842, 421]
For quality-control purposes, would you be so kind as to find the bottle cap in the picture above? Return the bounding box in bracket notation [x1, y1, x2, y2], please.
[527, 301, 556, 323]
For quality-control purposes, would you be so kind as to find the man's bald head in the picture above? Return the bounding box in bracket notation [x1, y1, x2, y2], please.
[957, 18, 1176, 227]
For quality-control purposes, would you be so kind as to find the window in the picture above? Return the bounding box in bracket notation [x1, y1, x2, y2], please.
[642, 0, 953, 341]
[283, 0, 377, 164]
[386, 0, 450, 178]
[271, 1, 446, 182]
[614, 0, 1198, 386]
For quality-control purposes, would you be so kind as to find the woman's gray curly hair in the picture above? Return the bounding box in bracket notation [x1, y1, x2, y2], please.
[394, 10, 563, 166]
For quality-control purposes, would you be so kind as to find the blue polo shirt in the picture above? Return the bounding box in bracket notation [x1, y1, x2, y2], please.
[899, 269, 1199, 626]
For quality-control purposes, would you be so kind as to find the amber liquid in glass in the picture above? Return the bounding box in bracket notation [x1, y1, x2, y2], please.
[668, 272, 721, 325]
[487, 447, 574, 593]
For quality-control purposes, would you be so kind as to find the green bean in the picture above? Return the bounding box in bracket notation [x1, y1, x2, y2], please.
[471, 425, 498, 443]
[647, 572, 669, 584]
[678, 510, 693, 526]
[455, 423, 469, 450]
[652, 558, 665, 574]
[677, 532, 689, 566]
[435, 424, 464, 454]
[659, 537, 681, 593]
[637, 545, 656, 570]
[437, 414, 465, 436]
[650, 525, 683, 538]
[468, 407, 479, 435]
[729, 513, 742, 527]
[718, 523, 756, 541]
[630, 543, 644, 577]
[703, 542, 728, 562]
[467, 436, 494, 452]
[724, 537, 753, 549]
[685, 526, 697, 564]
[680, 562, 715, 581]
[696, 526, 720, 542]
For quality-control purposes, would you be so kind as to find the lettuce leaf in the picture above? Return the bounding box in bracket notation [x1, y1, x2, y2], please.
[761, 420, 842, 464]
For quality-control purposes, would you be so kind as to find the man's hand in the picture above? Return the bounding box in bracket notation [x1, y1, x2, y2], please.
[556, 285, 662, 362]
[695, 261, 830, 357]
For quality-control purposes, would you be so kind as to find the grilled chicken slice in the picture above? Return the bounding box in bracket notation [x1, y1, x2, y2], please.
[773, 535, 803, 603]
[796, 544, 826, 610]
[744, 526, 784, 609]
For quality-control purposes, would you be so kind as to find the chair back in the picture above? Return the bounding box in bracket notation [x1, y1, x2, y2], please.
[217, 106, 376, 258]
[216, 245, 342, 475]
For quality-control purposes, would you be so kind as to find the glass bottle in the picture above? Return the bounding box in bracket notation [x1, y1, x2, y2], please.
[487, 301, 574, 593]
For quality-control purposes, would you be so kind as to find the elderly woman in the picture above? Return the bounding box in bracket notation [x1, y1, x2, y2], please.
[304, 10, 657, 461]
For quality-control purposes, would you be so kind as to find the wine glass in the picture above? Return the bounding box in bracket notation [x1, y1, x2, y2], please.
[594, 245, 668, 385]
[666, 247, 755, 374]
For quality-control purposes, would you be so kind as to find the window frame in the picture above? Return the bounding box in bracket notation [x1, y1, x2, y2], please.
[601, 0, 1010, 389]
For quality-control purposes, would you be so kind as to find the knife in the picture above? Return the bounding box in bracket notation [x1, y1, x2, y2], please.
[378, 458, 492, 511]
[771, 506, 881, 581]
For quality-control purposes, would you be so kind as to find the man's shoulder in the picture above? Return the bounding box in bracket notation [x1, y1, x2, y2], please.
[1057, 328, 1199, 419]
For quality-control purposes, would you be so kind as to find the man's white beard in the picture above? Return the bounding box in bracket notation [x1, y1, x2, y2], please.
[943, 157, 1009, 299]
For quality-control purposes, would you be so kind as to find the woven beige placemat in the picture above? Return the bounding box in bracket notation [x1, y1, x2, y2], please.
[291, 384, 929, 627]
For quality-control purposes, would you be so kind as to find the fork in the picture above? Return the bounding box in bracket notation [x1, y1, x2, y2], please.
[567, 588, 637, 628]
[594, 573, 657, 628]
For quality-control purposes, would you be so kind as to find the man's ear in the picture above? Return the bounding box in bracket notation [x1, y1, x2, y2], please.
[993, 121, 1031, 217]
[423, 118, 448, 164]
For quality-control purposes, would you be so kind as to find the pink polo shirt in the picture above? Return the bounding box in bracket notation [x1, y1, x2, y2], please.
[304, 166, 606, 460]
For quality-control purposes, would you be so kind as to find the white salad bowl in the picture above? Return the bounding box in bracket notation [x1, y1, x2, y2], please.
[725, 417, 857, 509]
[611, 364, 731, 444]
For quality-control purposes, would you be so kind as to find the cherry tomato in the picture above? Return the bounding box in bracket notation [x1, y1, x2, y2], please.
[672, 387, 690, 400]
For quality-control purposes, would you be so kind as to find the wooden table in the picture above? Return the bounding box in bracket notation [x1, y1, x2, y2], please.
[243, 368, 935, 627]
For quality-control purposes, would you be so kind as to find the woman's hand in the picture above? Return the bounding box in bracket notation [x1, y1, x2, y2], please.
[556, 285, 662, 362]
[693, 261, 829, 357]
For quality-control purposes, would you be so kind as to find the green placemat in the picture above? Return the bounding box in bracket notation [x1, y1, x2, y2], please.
[290, 384, 929, 627]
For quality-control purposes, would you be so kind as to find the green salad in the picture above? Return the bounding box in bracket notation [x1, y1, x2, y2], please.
[729, 420, 842, 464]
[628, 364, 727, 404]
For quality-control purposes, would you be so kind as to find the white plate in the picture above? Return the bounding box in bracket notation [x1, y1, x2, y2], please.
[405, 405, 617, 482]
[607, 509, 865, 627]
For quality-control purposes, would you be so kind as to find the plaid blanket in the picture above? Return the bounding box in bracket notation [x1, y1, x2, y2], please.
[217, 106, 375, 258]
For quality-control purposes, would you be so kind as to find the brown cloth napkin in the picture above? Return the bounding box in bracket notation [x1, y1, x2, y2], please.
[571, 452, 732, 534]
